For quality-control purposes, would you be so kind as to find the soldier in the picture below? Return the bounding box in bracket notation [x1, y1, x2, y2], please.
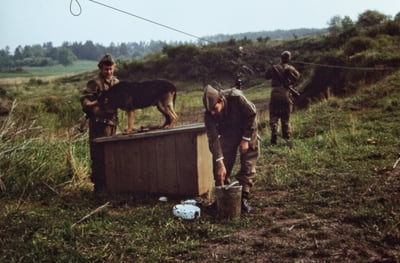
[265, 51, 300, 145]
[231, 46, 254, 90]
[80, 54, 119, 191]
[203, 85, 259, 213]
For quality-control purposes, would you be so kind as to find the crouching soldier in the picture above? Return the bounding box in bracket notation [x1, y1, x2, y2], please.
[203, 85, 259, 213]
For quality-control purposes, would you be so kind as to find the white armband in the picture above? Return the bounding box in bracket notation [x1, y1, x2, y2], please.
[215, 157, 224, 162]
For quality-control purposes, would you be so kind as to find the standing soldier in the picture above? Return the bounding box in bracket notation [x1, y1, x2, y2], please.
[265, 51, 300, 145]
[203, 85, 259, 213]
[231, 46, 254, 90]
[80, 54, 119, 191]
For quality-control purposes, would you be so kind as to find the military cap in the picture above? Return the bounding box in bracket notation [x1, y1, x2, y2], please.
[98, 54, 115, 68]
[203, 85, 221, 111]
[280, 51, 291, 63]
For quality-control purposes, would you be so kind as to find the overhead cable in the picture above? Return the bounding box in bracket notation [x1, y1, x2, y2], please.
[291, 60, 395, 71]
[69, 0, 397, 72]
[86, 0, 211, 43]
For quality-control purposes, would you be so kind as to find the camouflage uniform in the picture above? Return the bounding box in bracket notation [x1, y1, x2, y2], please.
[265, 53, 300, 144]
[80, 55, 119, 190]
[82, 74, 120, 138]
[203, 86, 259, 198]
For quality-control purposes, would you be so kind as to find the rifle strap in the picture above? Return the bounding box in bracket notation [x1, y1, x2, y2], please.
[271, 64, 300, 97]
[272, 65, 287, 87]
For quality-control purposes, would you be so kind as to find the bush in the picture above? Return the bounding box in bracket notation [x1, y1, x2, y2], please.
[343, 36, 377, 56]
[39, 95, 83, 131]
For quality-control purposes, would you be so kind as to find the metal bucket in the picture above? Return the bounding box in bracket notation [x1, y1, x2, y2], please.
[215, 182, 242, 219]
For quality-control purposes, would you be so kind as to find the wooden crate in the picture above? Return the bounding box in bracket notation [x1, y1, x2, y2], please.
[92, 123, 214, 196]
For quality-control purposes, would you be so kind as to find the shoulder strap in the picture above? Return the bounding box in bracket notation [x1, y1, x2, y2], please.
[271, 64, 301, 97]
[272, 64, 289, 88]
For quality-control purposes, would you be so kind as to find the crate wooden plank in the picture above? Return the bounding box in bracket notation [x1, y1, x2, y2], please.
[104, 139, 149, 193]
[94, 123, 207, 143]
[139, 138, 159, 194]
[196, 133, 214, 194]
[104, 141, 133, 192]
[175, 132, 198, 195]
[155, 135, 176, 193]
[93, 123, 214, 196]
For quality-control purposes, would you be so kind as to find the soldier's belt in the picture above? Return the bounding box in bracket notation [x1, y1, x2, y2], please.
[94, 117, 117, 126]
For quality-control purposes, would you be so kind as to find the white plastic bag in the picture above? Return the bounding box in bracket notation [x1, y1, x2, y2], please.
[172, 204, 200, 220]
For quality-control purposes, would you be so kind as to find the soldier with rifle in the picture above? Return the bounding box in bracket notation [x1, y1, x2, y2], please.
[265, 51, 300, 145]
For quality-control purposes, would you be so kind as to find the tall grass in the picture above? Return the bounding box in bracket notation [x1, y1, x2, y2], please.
[0, 99, 89, 201]
[0, 71, 399, 262]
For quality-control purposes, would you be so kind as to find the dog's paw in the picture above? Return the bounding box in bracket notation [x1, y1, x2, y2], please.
[123, 128, 136, 134]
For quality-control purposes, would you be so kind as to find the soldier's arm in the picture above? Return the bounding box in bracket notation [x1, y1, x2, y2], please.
[81, 80, 100, 112]
[238, 95, 257, 141]
[82, 80, 99, 102]
[204, 112, 224, 162]
[264, 66, 274, 80]
[286, 65, 301, 84]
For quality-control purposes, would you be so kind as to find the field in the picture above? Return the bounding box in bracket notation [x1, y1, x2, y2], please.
[0, 60, 97, 79]
[0, 68, 399, 262]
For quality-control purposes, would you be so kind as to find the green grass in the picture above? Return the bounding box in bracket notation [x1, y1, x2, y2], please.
[0, 70, 399, 262]
[0, 60, 97, 78]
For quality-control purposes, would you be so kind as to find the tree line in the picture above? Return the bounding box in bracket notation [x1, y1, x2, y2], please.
[116, 10, 400, 94]
[0, 28, 332, 72]
[1, 9, 398, 73]
[0, 40, 174, 71]
[0, 28, 353, 72]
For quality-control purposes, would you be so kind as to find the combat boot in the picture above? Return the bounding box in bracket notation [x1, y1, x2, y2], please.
[282, 125, 291, 140]
[241, 198, 252, 213]
[282, 132, 290, 140]
[241, 192, 252, 213]
[270, 134, 277, 145]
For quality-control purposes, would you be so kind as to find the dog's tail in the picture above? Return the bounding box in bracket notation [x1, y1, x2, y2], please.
[169, 90, 178, 121]
[158, 80, 179, 128]
[173, 89, 177, 106]
[165, 88, 178, 128]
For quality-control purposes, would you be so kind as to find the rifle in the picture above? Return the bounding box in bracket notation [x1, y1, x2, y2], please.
[268, 61, 300, 97]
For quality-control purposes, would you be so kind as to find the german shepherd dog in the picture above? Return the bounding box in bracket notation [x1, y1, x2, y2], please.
[99, 79, 178, 133]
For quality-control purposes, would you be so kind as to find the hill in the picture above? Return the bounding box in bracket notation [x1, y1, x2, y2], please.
[205, 27, 327, 42]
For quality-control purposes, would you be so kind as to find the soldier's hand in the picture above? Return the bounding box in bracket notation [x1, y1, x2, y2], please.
[91, 105, 102, 116]
[216, 160, 227, 186]
[239, 140, 249, 154]
[85, 99, 98, 107]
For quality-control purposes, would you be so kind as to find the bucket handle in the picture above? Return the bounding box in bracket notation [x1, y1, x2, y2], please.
[224, 181, 240, 190]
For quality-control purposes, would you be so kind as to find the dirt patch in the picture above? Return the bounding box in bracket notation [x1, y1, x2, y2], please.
[196, 173, 400, 263]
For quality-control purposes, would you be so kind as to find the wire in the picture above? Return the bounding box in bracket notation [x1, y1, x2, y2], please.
[291, 60, 395, 71]
[69, 0, 82, 16]
[248, 50, 396, 71]
[87, 0, 211, 43]
[70, 0, 397, 72]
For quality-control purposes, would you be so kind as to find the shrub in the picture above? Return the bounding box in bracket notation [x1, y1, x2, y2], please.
[343, 36, 377, 56]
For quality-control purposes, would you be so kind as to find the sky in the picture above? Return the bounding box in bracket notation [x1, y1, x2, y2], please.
[1, 0, 399, 51]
